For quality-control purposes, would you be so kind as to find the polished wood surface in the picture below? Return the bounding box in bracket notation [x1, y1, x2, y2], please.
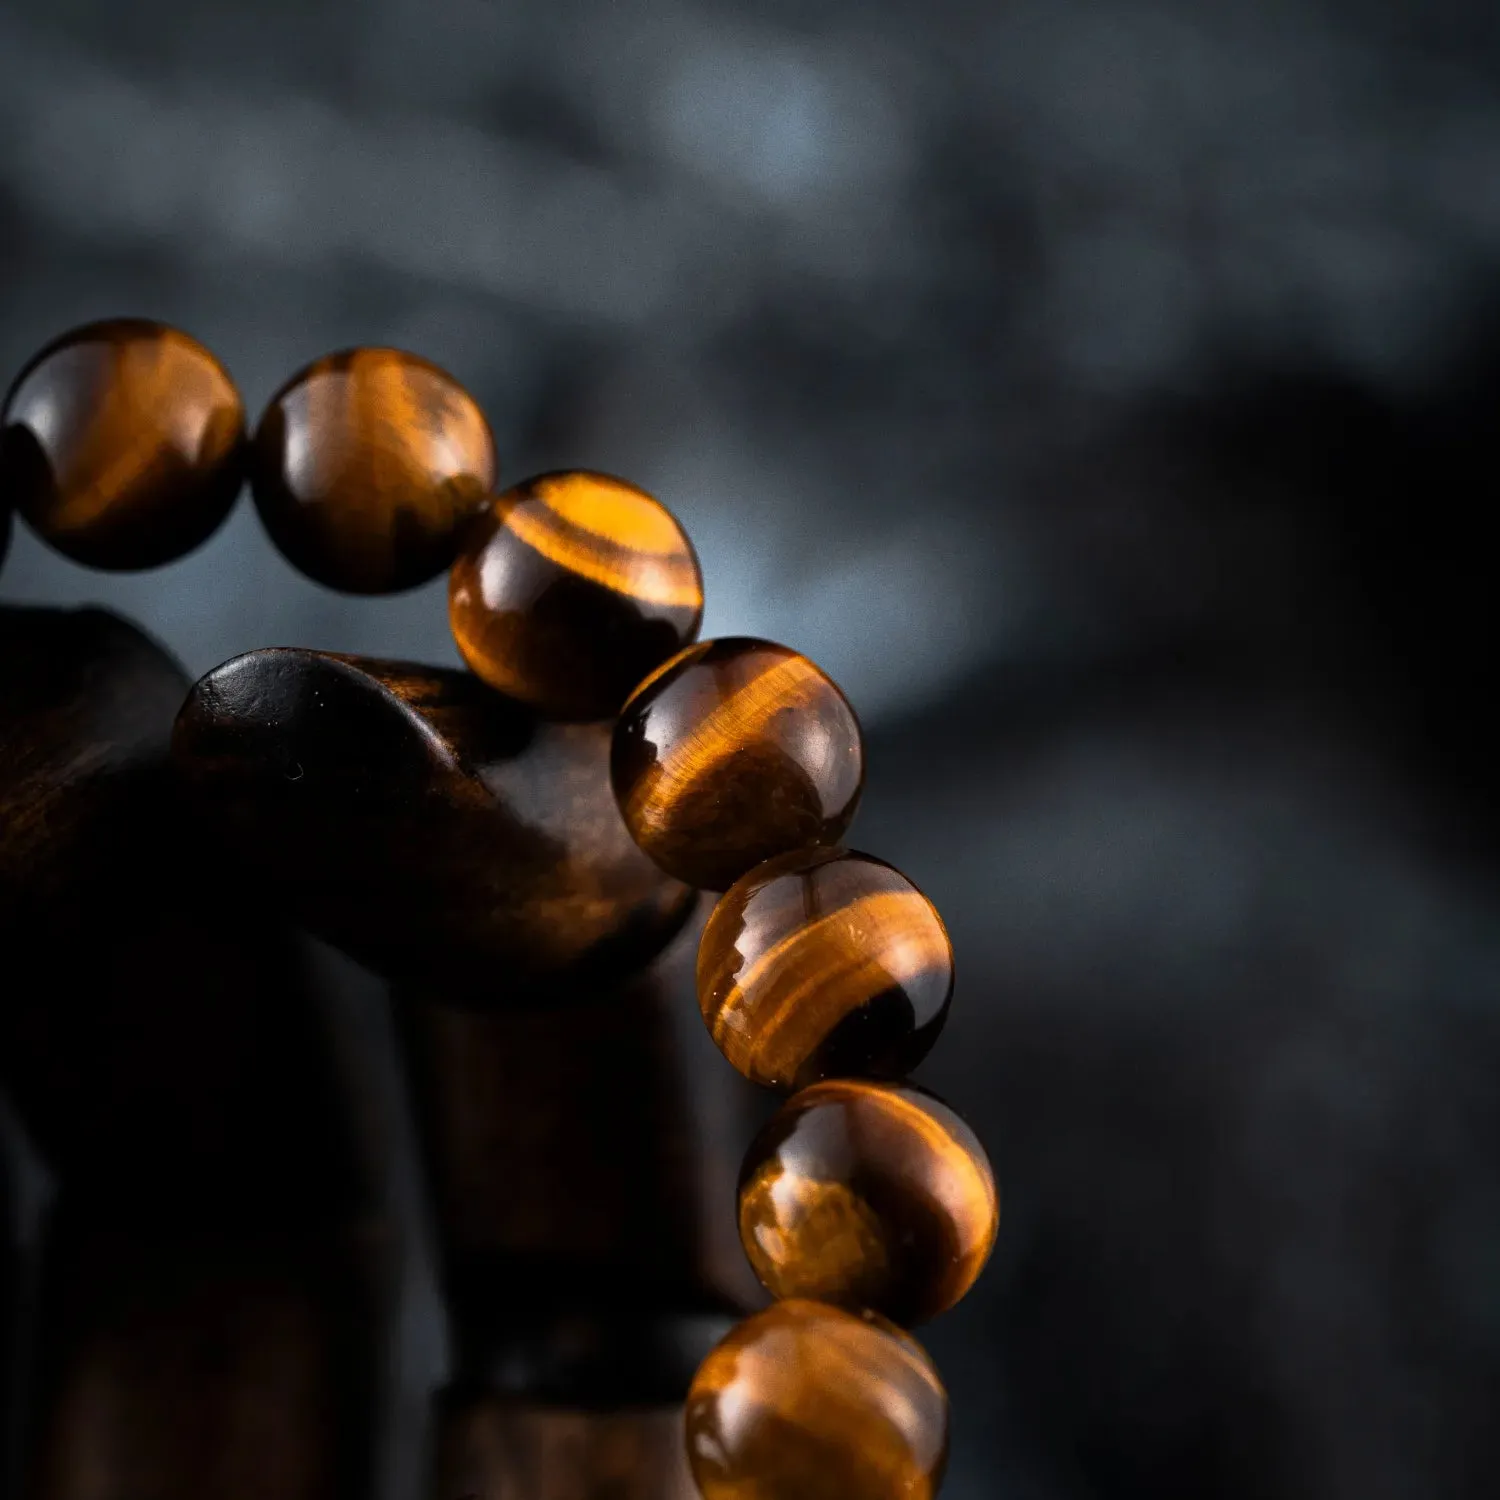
[697, 847, 954, 1090]
[611, 637, 864, 891]
[431, 1394, 696, 1500]
[739, 1080, 997, 1325]
[0, 606, 397, 1500]
[0, 607, 368, 1219]
[0, 605, 193, 911]
[450, 470, 703, 721]
[0, 319, 245, 569]
[173, 648, 694, 992]
[685, 1299, 948, 1500]
[21, 1212, 390, 1500]
[396, 896, 765, 1404]
[250, 347, 496, 593]
[2, 605, 821, 1500]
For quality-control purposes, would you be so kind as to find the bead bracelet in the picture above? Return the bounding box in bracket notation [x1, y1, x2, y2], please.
[0, 318, 998, 1499]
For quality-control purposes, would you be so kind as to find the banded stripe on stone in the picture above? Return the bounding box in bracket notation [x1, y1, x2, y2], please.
[252, 346, 496, 593]
[622, 650, 828, 836]
[738, 1079, 998, 1324]
[450, 470, 703, 720]
[685, 1299, 949, 1500]
[697, 848, 954, 1089]
[2, 318, 246, 570]
[502, 471, 703, 608]
[611, 639, 864, 891]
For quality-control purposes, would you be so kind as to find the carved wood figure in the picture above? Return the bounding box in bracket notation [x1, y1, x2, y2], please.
[0, 606, 395, 1500]
[173, 648, 695, 994]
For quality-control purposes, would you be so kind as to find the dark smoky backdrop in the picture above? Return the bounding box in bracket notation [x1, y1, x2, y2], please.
[3, 1, 1499, 1497]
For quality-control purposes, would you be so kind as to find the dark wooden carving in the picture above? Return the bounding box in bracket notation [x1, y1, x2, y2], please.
[0, 607, 366, 1219]
[173, 649, 695, 994]
[0, 608, 765, 1499]
[431, 1394, 695, 1500]
[404, 898, 767, 1496]
[399, 897, 766, 1405]
[20, 1207, 391, 1500]
[0, 606, 393, 1500]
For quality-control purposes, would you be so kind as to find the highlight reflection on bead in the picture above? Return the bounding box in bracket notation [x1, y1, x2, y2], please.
[685, 1299, 948, 1500]
[611, 638, 864, 891]
[0, 318, 245, 570]
[697, 847, 953, 1089]
[251, 346, 496, 593]
[739, 1080, 998, 1324]
[450, 470, 702, 721]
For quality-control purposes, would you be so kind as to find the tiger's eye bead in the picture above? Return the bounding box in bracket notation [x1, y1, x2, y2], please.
[685, 1300, 948, 1500]
[611, 638, 863, 891]
[449, 470, 703, 720]
[0, 319, 245, 569]
[250, 347, 496, 593]
[739, 1080, 997, 1325]
[698, 848, 953, 1090]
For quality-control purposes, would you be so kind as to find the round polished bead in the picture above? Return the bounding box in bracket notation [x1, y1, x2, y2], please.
[698, 847, 953, 1090]
[739, 1080, 997, 1325]
[449, 469, 703, 721]
[685, 1299, 948, 1500]
[0, 319, 245, 569]
[610, 638, 863, 891]
[250, 347, 496, 593]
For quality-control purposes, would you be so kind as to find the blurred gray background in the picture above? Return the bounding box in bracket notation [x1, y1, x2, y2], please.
[3, 1, 1500, 1496]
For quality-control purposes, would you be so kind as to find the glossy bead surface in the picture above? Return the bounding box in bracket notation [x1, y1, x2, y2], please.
[0, 319, 245, 569]
[739, 1080, 997, 1325]
[611, 638, 863, 891]
[698, 847, 953, 1090]
[450, 470, 702, 720]
[250, 347, 496, 593]
[685, 1300, 948, 1500]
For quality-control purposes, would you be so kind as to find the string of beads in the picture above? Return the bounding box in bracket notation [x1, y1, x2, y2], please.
[0, 316, 997, 1500]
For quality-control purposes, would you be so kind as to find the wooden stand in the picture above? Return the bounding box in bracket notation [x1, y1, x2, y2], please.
[1, 608, 764, 1498]
[0, 607, 398, 1500]
[400, 896, 765, 1496]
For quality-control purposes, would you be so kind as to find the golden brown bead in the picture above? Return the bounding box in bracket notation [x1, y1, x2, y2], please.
[685, 1299, 948, 1500]
[739, 1080, 997, 1325]
[697, 847, 953, 1090]
[449, 469, 703, 721]
[250, 347, 496, 593]
[0, 319, 245, 569]
[610, 638, 863, 891]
